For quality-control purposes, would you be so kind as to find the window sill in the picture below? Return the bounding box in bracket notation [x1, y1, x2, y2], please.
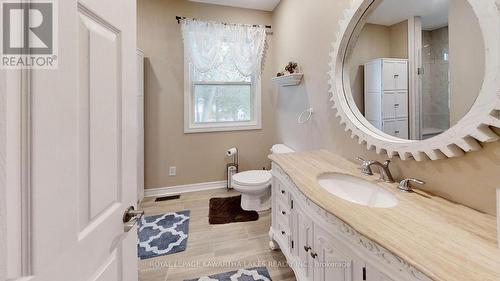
[184, 122, 262, 134]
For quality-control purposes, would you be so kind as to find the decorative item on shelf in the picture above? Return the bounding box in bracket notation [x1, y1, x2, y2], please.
[272, 62, 303, 87]
[285, 61, 298, 74]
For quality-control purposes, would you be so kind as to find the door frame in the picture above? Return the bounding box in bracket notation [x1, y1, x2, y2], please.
[2, 0, 35, 276]
[408, 16, 423, 140]
[2, 66, 32, 279]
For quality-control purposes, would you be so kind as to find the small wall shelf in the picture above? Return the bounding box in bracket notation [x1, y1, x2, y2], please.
[272, 73, 303, 87]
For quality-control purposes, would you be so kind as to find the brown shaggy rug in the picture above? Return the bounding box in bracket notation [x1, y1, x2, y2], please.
[208, 195, 259, 224]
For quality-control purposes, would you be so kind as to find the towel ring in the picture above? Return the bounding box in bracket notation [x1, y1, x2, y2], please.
[298, 108, 314, 124]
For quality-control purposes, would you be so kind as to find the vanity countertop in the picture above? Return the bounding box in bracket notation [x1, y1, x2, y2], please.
[269, 150, 500, 281]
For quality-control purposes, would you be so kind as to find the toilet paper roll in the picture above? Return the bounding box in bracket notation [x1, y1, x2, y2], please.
[226, 147, 238, 156]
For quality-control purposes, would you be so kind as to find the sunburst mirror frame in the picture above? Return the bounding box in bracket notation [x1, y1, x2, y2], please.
[329, 0, 500, 161]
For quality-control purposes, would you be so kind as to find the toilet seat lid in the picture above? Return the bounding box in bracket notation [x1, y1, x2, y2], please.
[232, 170, 271, 186]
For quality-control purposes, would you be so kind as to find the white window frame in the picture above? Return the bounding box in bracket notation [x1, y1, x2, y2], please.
[183, 57, 262, 133]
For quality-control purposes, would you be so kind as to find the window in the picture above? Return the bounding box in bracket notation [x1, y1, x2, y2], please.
[181, 19, 266, 133]
[184, 53, 262, 133]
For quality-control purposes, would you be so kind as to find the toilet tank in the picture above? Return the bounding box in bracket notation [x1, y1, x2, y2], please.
[271, 144, 295, 154]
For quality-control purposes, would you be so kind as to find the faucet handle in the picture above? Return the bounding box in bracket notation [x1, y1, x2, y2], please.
[355, 157, 366, 163]
[356, 157, 374, 175]
[398, 178, 425, 192]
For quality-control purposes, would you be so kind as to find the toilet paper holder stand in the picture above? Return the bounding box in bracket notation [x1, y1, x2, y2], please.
[226, 148, 239, 189]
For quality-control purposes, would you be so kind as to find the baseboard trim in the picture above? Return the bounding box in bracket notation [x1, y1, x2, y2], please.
[144, 180, 228, 198]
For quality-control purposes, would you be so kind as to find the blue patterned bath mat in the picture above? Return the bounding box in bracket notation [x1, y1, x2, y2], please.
[185, 267, 272, 281]
[138, 210, 190, 259]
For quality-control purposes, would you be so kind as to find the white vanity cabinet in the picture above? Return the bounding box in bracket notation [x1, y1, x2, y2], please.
[270, 163, 431, 281]
[364, 58, 409, 139]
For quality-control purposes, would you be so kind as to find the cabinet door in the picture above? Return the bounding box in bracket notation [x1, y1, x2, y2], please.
[364, 61, 381, 93]
[365, 92, 382, 122]
[382, 93, 396, 119]
[382, 61, 397, 91]
[296, 206, 314, 280]
[382, 119, 408, 139]
[383, 61, 408, 90]
[396, 119, 409, 139]
[395, 62, 408, 90]
[394, 92, 408, 118]
[382, 120, 396, 137]
[365, 263, 395, 281]
[313, 226, 353, 281]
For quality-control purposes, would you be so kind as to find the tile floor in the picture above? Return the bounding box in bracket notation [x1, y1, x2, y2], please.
[138, 188, 297, 281]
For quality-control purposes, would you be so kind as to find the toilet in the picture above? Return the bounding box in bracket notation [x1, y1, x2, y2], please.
[232, 144, 295, 211]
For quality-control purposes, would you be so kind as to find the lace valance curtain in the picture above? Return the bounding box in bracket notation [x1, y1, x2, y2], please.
[181, 19, 267, 77]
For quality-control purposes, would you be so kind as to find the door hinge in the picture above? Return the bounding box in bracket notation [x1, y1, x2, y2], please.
[362, 266, 366, 280]
[418, 67, 424, 75]
[291, 240, 294, 249]
[291, 199, 294, 209]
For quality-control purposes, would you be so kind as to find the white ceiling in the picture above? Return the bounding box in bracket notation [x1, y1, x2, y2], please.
[367, 0, 449, 30]
[189, 0, 281, 11]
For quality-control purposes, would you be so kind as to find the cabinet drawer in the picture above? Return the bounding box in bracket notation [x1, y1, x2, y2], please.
[383, 119, 408, 139]
[277, 200, 291, 230]
[276, 221, 292, 254]
[275, 180, 290, 207]
[383, 92, 408, 120]
[383, 60, 408, 91]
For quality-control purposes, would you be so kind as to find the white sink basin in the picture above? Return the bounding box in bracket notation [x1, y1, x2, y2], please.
[317, 173, 399, 208]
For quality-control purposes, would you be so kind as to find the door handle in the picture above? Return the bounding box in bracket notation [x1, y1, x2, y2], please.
[304, 246, 311, 252]
[310, 251, 318, 259]
[123, 206, 144, 232]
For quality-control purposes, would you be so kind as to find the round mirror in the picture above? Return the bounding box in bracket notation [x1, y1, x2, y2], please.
[344, 0, 484, 140]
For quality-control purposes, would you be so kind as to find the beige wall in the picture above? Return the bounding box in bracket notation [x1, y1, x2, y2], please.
[348, 24, 391, 112]
[449, 0, 484, 125]
[273, 0, 499, 216]
[137, 0, 277, 189]
[389, 20, 408, 59]
[347, 21, 408, 113]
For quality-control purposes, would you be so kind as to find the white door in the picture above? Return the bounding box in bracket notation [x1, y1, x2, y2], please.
[6, 0, 139, 280]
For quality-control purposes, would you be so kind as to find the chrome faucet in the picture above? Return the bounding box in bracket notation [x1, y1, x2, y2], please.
[356, 157, 395, 183]
[398, 178, 425, 192]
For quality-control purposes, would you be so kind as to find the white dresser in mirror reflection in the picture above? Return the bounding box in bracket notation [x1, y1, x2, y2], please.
[364, 58, 409, 139]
